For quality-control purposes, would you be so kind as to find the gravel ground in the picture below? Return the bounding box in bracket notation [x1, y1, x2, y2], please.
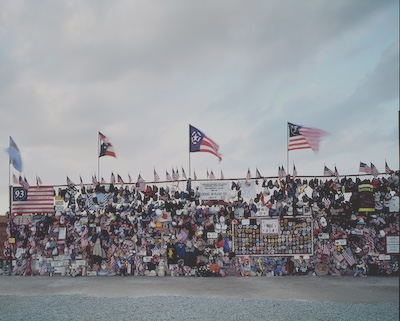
[0, 295, 398, 321]
[0, 276, 398, 321]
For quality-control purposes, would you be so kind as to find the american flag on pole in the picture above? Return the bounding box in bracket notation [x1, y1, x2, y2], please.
[12, 186, 55, 215]
[370, 163, 379, 177]
[288, 122, 329, 152]
[182, 167, 187, 180]
[385, 161, 394, 174]
[136, 174, 146, 191]
[80, 176, 84, 189]
[292, 164, 298, 179]
[117, 174, 124, 185]
[190, 125, 222, 161]
[324, 166, 334, 177]
[246, 168, 251, 181]
[193, 170, 197, 180]
[221, 170, 224, 180]
[110, 172, 116, 184]
[154, 169, 160, 182]
[66, 176, 75, 188]
[359, 162, 371, 174]
[165, 171, 172, 182]
[334, 166, 340, 181]
[209, 170, 215, 180]
[342, 248, 355, 266]
[255, 168, 262, 179]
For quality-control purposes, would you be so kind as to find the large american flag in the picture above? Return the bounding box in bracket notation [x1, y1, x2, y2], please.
[288, 122, 329, 152]
[12, 186, 55, 215]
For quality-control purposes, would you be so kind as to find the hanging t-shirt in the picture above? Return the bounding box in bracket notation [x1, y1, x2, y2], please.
[167, 243, 178, 265]
[358, 181, 374, 212]
[184, 246, 198, 267]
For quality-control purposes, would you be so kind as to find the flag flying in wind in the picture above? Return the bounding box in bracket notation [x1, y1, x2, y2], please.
[370, 163, 379, 177]
[385, 161, 394, 174]
[288, 122, 329, 152]
[166, 171, 172, 182]
[154, 169, 160, 182]
[359, 162, 371, 174]
[334, 166, 340, 181]
[7, 136, 23, 172]
[292, 164, 298, 179]
[99, 132, 116, 158]
[209, 170, 215, 180]
[189, 125, 222, 161]
[324, 166, 334, 177]
[66, 176, 75, 188]
[117, 174, 124, 185]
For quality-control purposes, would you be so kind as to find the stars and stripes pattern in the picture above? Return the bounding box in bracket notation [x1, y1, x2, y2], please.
[359, 162, 371, 174]
[342, 247, 355, 266]
[154, 169, 160, 182]
[12, 186, 55, 215]
[324, 166, 334, 177]
[292, 164, 298, 179]
[370, 163, 379, 177]
[385, 161, 394, 174]
[288, 122, 329, 152]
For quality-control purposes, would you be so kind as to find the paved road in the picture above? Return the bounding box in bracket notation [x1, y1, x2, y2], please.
[0, 276, 398, 321]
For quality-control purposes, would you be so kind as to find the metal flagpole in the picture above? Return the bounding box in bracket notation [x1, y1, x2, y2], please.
[189, 125, 191, 179]
[98, 132, 100, 185]
[287, 122, 289, 176]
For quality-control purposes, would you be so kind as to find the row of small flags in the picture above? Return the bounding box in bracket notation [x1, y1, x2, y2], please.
[13, 160, 396, 188]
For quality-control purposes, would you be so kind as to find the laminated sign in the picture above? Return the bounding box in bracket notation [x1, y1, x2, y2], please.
[200, 182, 230, 200]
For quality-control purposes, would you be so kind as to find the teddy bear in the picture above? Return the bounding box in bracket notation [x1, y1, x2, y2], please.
[157, 259, 166, 277]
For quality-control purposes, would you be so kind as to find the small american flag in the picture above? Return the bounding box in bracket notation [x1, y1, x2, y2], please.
[246, 168, 251, 181]
[92, 175, 98, 185]
[255, 168, 262, 179]
[101, 177, 106, 184]
[154, 169, 160, 182]
[221, 170, 224, 180]
[13, 174, 18, 185]
[128, 173, 132, 183]
[324, 165, 334, 177]
[322, 243, 330, 255]
[66, 176, 75, 188]
[117, 174, 124, 185]
[165, 171, 172, 182]
[359, 162, 371, 174]
[370, 163, 379, 177]
[292, 164, 298, 179]
[209, 170, 215, 180]
[334, 166, 340, 181]
[110, 172, 116, 184]
[80, 176, 84, 189]
[385, 161, 394, 174]
[193, 171, 197, 180]
[342, 248, 355, 266]
[182, 167, 187, 180]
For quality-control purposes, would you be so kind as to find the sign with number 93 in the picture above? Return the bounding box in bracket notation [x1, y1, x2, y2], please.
[13, 187, 27, 201]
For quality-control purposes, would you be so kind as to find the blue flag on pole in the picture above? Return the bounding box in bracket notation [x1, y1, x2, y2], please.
[7, 136, 23, 172]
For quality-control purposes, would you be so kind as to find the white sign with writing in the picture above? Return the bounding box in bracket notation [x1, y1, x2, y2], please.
[200, 182, 230, 200]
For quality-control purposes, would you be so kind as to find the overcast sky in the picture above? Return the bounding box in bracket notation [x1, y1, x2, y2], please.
[1, 0, 399, 215]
